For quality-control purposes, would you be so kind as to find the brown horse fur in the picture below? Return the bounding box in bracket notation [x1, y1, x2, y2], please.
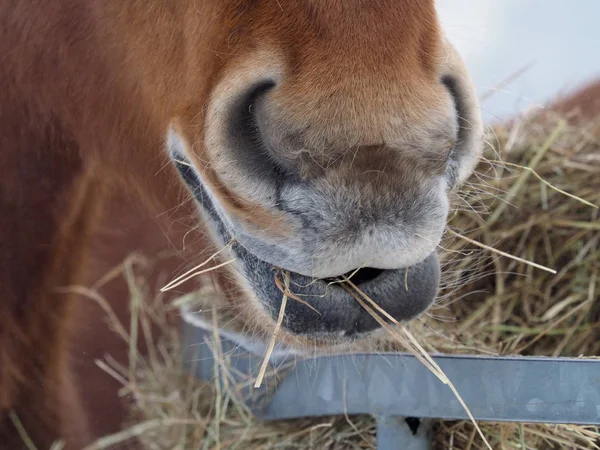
[0, 0, 597, 448]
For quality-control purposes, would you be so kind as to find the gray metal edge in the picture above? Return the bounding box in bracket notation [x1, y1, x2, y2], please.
[181, 306, 600, 425]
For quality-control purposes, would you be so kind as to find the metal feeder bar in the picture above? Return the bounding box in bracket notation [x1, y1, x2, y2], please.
[182, 308, 600, 449]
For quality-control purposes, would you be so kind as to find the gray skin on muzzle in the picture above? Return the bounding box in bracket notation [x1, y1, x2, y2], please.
[171, 154, 440, 339]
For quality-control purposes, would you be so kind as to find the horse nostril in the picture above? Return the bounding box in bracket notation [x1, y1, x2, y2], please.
[226, 80, 284, 179]
[238, 80, 276, 150]
[326, 267, 386, 285]
[441, 74, 462, 141]
[439, 70, 484, 189]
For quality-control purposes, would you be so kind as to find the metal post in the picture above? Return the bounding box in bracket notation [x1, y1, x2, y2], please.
[376, 416, 432, 450]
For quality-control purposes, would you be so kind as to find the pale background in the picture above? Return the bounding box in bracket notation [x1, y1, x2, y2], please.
[436, 0, 600, 123]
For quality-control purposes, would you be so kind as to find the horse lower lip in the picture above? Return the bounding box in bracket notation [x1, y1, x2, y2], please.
[244, 250, 440, 336]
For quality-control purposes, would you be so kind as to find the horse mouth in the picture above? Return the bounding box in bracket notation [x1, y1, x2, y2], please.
[324, 267, 385, 285]
[172, 155, 441, 341]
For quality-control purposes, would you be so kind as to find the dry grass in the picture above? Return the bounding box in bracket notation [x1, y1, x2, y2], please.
[89, 107, 600, 450]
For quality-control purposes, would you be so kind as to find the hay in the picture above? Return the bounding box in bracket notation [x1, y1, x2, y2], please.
[90, 107, 600, 449]
[253, 272, 290, 389]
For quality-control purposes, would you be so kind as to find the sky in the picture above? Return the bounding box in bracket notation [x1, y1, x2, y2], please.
[436, 0, 600, 122]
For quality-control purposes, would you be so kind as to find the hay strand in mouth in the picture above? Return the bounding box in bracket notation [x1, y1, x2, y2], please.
[341, 278, 493, 450]
[254, 271, 290, 389]
[160, 241, 234, 292]
[273, 269, 322, 315]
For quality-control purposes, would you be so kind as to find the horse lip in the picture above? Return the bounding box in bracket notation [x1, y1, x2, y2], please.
[233, 242, 441, 337]
[171, 153, 441, 338]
